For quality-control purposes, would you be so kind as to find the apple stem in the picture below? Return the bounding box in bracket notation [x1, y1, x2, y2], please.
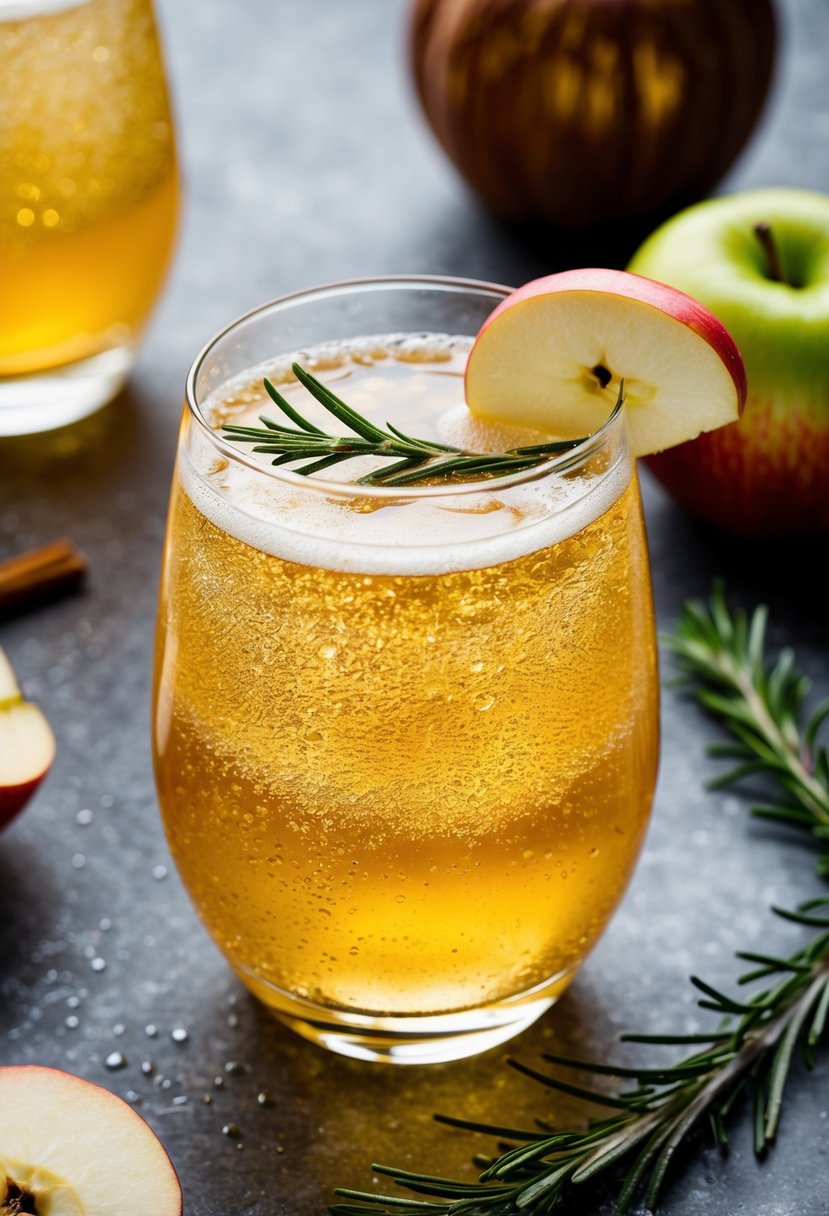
[754, 222, 785, 284]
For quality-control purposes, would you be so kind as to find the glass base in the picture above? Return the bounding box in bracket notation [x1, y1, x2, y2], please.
[0, 345, 135, 436]
[234, 962, 576, 1064]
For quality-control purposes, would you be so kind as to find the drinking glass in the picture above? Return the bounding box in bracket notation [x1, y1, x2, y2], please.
[0, 0, 179, 435]
[153, 278, 659, 1064]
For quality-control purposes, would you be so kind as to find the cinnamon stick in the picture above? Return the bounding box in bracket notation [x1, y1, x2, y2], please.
[0, 540, 88, 615]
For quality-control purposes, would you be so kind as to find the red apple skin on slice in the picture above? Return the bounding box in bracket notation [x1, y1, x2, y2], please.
[0, 1066, 183, 1216]
[465, 268, 746, 458]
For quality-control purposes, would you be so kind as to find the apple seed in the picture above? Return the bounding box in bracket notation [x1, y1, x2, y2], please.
[2, 1177, 37, 1215]
[591, 363, 612, 390]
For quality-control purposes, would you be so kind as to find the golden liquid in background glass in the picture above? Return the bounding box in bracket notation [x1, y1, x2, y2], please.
[153, 344, 658, 1017]
[0, 0, 178, 376]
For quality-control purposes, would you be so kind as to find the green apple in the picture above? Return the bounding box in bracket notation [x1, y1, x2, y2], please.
[629, 187, 829, 536]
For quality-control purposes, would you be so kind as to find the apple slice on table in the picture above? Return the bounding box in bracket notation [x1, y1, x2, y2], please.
[0, 646, 55, 830]
[0, 1066, 182, 1216]
[465, 268, 746, 457]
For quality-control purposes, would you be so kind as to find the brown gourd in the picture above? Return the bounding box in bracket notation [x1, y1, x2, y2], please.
[409, 0, 777, 230]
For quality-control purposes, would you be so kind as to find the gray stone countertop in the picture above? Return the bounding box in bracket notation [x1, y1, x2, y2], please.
[1, 1, 828, 1213]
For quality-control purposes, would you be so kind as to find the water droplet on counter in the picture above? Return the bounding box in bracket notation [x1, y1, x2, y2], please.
[105, 1051, 127, 1070]
[222, 1123, 240, 1138]
[141, 1060, 154, 1076]
[144, 1023, 158, 1038]
[171, 1027, 189, 1044]
[90, 957, 106, 973]
[257, 1091, 275, 1107]
[152, 865, 168, 881]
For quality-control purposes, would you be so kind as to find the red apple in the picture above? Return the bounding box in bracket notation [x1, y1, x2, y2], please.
[465, 268, 745, 456]
[410, 0, 776, 231]
[0, 646, 55, 830]
[0, 1066, 182, 1215]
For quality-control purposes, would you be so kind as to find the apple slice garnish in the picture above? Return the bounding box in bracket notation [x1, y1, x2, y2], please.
[0, 1066, 182, 1216]
[0, 646, 55, 831]
[465, 268, 747, 457]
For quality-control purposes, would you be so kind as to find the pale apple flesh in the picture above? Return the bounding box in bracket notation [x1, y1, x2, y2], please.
[464, 268, 746, 459]
[0, 647, 55, 829]
[0, 1066, 182, 1216]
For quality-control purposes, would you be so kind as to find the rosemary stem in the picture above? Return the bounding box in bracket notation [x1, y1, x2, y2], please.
[220, 363, 616, 488]
[724, 653, 829, 824]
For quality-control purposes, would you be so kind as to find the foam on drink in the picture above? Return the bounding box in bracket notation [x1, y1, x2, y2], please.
[0, 2, 83, 18]
[179, 334, 629, 576]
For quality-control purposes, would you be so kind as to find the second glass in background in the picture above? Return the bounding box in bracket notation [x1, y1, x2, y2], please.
[0, 0, 179, 435]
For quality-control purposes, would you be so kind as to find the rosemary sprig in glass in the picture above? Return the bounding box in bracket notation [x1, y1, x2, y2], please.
[332, 586, 829, 1216]
[220, 363, 621, 487]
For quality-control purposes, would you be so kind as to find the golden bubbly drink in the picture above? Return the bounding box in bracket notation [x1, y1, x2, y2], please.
[0, 0, 178, 391]
[154, 315, 659, 1062]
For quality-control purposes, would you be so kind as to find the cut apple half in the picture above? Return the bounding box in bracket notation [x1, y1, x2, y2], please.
[0, 647, 55, 831]
[465, 268, 747, 458]
[0, 1066, 183, 1216]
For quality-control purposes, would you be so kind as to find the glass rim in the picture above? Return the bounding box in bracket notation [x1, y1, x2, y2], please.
[184, 275, 626, 502]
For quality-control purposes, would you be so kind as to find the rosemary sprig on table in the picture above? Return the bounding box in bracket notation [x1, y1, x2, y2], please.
[220, 363, 619, 487]
[332, 586, 829, 1216]
[671, 588, 829, 878]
